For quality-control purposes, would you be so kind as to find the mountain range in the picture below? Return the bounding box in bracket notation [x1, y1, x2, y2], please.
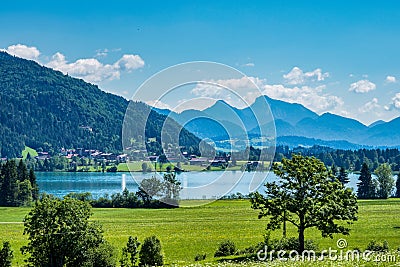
[153, 95, 400, 149]
[1, 50, 399, 158]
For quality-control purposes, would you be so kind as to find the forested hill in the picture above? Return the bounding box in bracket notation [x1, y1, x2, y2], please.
[0, 52, 201, 158]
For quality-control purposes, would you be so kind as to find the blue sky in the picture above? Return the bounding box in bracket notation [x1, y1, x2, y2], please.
[1, 0, 400, 125]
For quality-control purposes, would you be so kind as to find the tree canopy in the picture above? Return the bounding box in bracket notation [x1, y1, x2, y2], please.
[374, 163, 395, 199]
[251, 155, 358, 252]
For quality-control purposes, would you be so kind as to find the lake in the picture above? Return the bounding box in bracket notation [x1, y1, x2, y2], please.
[36, 171, 361, 199]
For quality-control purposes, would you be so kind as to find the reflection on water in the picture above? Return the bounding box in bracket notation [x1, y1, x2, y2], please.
[36, 171, 361, 199]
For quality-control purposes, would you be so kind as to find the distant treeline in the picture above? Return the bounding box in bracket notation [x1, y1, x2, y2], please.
[275, 145, 400, 171]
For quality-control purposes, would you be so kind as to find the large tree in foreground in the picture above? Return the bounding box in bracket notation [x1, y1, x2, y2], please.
[21, 195, 115, 267]
[250, 155, 358, 252]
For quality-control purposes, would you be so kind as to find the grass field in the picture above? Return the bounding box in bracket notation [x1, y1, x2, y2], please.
[21, 146, 38, 159]
[1, 199, 400, 266]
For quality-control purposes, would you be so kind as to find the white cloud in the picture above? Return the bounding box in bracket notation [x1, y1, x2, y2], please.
[95, 48, 109, 58]
[146, 100, 171, 110]
[283, 67, 329, 85]
[359, 98, 380, 113]
[386, 75, 396, 83]
[115, 54, 145, 71]
[191, 77, 265, 96]
[2, 44, 144, 84]
[385, 93, 400, 110]
[190, 75, 343, 113]
[262, 84, 343, 113]
[190, 77, 266, 107]
[243, 62, 255, 67]
[1, 44, 40, 61]
[46, 52, 144, 83]
[349, 79, 376, 93]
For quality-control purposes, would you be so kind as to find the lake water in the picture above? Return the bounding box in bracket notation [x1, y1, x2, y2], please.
[36, 171, 361, 199]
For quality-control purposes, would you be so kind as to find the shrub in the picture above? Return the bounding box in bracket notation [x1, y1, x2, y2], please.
[265, 235, 318, 252]
[214, 240, 236, 257]
[139, 236, 163, 266]
[366, 240, 389, 252]
[82, 241, 117, 267]
[107, 166, 118, 172]
[0, 241, 13, 267]
[194, 253, 207, 261]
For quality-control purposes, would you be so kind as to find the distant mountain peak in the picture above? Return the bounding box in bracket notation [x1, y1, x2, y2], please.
[368, 120, 386, 128]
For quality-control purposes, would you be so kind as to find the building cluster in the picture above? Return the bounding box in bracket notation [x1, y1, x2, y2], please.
[57, 148, 128, 163]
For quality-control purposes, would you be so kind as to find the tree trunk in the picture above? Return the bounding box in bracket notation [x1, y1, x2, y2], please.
[283, 211, 287, 238]
[298, 213, 305, 252]
[298, 226, 305, 252]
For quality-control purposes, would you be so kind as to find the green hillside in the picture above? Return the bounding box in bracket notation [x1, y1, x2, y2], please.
[0, 52, 201, 157]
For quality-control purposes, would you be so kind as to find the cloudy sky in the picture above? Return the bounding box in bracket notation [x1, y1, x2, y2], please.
[1, 0, 400, 125]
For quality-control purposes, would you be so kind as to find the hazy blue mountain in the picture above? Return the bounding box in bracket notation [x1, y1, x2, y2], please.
[366, 117, 400, 146]
[153, 96, 400, 148]
[277, 136, 367, 150]
[295, 113, 369, 143]
[368, 120, 386, 128]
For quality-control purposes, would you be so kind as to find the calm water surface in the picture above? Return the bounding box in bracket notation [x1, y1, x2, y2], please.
[36, 171, 361, 199]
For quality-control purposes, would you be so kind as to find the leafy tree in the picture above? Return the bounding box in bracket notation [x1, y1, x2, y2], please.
[136, 177, 163, 205]
[0, 241, 13, 267]
[337, 167, 349, 185]
[396, 174, 400, 198]
[139, 236, 163, 267]
[17, 179, 33, 206]
[21, 195, 113, 267]
[374, 163, 395, 199]
[120, 236, 140, 267]
[162, 173, 181, 206]
[141, 162, 148, 172]
[250, 155, 358, 252]
[357, 163, 375, 199]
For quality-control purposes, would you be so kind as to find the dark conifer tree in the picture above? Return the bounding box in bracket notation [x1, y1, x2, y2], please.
[17, 160, 29, 182]
[0, 160, 18, 206]
[338, 167, 350, 185]
[29, 168, 39, 201]
[357, 163, 375, 199]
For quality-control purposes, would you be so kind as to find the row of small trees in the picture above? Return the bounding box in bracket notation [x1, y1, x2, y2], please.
[332, 162, 399, 199]
[0, 160, 39, 206]
[357, 163, 399, 199]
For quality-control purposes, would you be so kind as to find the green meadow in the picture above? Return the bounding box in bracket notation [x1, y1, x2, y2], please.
[1, 199, 400, 266]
